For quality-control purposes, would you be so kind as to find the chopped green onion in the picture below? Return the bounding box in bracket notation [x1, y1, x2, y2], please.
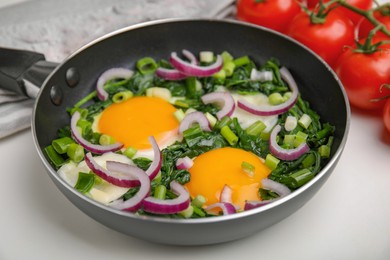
[298, 113, 312, 129]
[268, 92, 284, 105]
[302, 152, 316, 168]
[67, 143, 85, 163]
[154, 185, 167, 200]
[173, 109, 186, 122]
[192, 205, 206, 217]
[260, 131, 271, 141]
[76, 119, 92, 135]
[185, 108, 197, 115]
[136, 57, 157, 75]
[283, 134, 295, 146]
[265, 154, 280, 170]
[52, 136, 75, 154]
[241, 161, 255, 177]
[192, 195, 207, 208]
[99, 134, 116, 145]
[74, 172, 95, 193]
[199, 51, 214, 63]
[112, 90, 133, 103]
[179, 205, 194, 218]
[284, 115, 297, 131]
[205, 112, 218, 127]
[294, 131, 308, 147]
[318, 145, 331, 158]
[283, 91, 292, 101]
[68, 107, 88, 118]
[220, 125, 239, 146]
[233, 56, 250, 67]
[214, 116, 232, 130]
[223, 61, 236, 76]
[123, 146, 137, 159]
[146, 87, 171, 101]
[212, 69, 226, 80]
[221, 51, 234, 62]
[288, 168, 314, 189]
[44, 145, 66, 168]
[245, 120, 266, 136]
[174, 100, 190, 108]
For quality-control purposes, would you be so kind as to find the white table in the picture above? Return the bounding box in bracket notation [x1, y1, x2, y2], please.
[1, 1, 390, 259]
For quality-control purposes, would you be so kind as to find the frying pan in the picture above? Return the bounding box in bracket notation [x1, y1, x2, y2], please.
[0, 19, 350, 245]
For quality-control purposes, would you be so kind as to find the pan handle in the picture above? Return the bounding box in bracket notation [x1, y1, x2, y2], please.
[0, 48, 58, 98]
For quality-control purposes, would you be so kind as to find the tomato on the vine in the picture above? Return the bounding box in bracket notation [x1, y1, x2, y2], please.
[306, 0, 373, 24]
[236, 0, 302, 33]
[384, 99, 390, 133]
[333, 37, 390, 111]
[286, 9, 355, 66]
[358, 9, 390, 39]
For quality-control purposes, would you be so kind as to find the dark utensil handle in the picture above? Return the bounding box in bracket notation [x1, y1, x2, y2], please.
[0, 48, 58, 98]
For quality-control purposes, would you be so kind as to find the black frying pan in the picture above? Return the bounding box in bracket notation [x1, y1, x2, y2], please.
[0, 19, 350, 245]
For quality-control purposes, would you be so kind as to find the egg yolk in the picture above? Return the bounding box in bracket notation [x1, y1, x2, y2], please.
[186, 147, 271, 210]
[98, 96, 179, 149]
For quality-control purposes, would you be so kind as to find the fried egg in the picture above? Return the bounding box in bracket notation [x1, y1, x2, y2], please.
[185, 147, 271, 210]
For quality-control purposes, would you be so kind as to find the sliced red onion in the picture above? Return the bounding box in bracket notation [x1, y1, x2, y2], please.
[96, 68, 134, 101]
[145, 136, 162, 180]
[182, 49, 198, 65]
[201, 92, 235, 120]
[155, 67, 187, 81]
[85, 153, 139, 187]
[205, 202, 236, 215]
[176, 156, 194, 170]
[71, 111, 123, 154]
[142, 181, 190, 214]
[170, 52, 223, 77]
[237, 67, 299, 116]
[261, 178, 291, 197]
[219, 184, 233, 204]
[269, 124, 310, 161]
[178, 111, 211, 134]
[250, 69, 273, 82]
[107, 162, 151, 212]
[244, 200, 272, 210]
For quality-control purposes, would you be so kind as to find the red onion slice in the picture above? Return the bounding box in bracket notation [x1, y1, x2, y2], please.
[244, 200, 272, 210]
[84, 153, 138, 187]
[269, 125, 310, 161]
[71, 111, 123, 154]
[205, 202, 236, 215]
[261, 178, 291, 197]
[237, 67, 299, 116]
[182, 49, 198, 65]
[219, 184, 233, 204]
[155, 67, 187, 81]
[170, 52, 223, 77]
[201, 92, 235, 120]
[179, 111, 212, 134]
[96, 68, 134, 101]
[176, 156, 194, 170]
[142, 181, 190, 214]
[145, 136, 162, 180]
[107, 162, 151, 212]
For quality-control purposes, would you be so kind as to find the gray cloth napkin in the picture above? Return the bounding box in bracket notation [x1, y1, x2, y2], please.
[0, 0, 236, 139]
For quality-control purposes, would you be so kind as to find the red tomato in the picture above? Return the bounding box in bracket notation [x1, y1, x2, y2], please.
[236, 0, 302, 33]
[358, 9, 390, 39]
[308, 0, 373, 24]
[286, 9, 355, 66]
[333, 37, 390, 110]
[384, 99, 390, 133]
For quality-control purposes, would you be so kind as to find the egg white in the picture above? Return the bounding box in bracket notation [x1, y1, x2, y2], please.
[58, 152, 133, 204]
